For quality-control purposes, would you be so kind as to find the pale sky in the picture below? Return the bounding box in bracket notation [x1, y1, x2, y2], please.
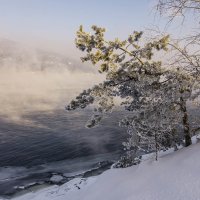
[0, 0, 195, 59]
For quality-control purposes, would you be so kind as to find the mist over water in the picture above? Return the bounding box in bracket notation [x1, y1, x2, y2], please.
[0, 38, 104, 125]
[0, 39, 126, 196]
[0, 68, 100, 125]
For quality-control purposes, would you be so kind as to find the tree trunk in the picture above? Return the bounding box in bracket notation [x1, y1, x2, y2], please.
[180, 97, 192, 147]
[155, 133, 158, 161]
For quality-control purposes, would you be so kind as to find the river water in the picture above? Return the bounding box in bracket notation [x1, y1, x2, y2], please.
[0, 109, 127, 197]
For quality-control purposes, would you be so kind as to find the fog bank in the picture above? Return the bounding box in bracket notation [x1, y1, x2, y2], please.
[0, 39, 103, 125]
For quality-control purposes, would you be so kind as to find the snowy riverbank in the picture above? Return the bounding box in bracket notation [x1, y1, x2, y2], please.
[3, 137, 200, 200]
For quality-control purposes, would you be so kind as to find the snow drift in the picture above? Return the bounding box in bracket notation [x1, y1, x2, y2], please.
[5, 140, 200, 200]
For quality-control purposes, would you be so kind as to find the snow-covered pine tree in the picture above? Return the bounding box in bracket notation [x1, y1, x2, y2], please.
[119, 70, 193, 164]
[66, 25, 193, 164]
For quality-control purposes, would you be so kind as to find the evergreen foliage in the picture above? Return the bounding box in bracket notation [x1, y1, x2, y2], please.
[66, 25, 197, 165]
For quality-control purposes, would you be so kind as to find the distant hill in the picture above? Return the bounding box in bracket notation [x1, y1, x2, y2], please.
[0, 38, 94, 73]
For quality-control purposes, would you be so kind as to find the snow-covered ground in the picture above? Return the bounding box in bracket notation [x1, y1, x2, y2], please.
[2, 139, 200, 200]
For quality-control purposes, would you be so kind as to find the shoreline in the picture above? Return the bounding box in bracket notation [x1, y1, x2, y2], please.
[0, 160, 114, 200]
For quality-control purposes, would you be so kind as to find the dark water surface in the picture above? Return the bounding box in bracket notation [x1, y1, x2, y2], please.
[0, 109, 126, 197]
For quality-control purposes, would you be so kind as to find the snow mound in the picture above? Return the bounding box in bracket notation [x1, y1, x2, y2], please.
[5, 142, 200, 200]
[49, 175, 64, 183]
